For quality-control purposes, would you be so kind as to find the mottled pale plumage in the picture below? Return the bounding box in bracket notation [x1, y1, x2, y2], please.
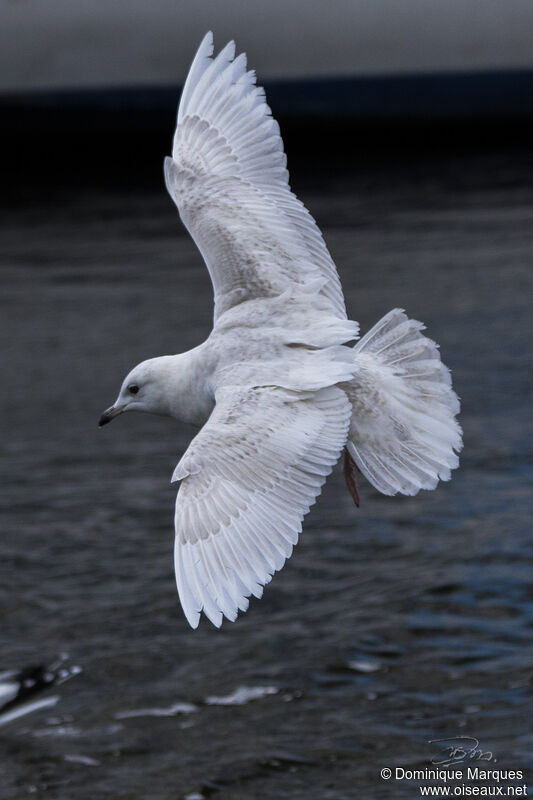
[100, 33, 462, 628]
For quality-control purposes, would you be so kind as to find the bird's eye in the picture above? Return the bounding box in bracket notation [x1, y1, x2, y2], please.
[128, 384, 139, 395]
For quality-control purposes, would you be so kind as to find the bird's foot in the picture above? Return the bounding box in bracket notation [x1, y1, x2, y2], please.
[343, 447, 360, 507]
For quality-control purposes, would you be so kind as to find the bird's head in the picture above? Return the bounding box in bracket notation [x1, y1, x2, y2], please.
[98, 358, 172, 427]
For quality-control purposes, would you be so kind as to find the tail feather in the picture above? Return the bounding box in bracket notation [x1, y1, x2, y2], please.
[344, 309, 462, 497]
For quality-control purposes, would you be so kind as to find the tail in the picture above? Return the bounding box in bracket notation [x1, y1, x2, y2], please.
[344, 309, 462, 496]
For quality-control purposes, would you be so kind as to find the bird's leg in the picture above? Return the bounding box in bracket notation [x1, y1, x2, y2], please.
[343, 447, 360, 508]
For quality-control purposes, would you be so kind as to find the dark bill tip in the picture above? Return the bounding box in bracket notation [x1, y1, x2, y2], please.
[98, 406, 122, 427]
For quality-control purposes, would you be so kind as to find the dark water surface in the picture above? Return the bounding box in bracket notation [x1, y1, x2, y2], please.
[1, 153, 533, 798]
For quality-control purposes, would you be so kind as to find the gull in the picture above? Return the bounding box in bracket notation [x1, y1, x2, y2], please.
[99, 32, 462, 628]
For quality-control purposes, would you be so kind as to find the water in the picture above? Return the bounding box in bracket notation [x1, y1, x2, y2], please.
[1, 152, 533, 798]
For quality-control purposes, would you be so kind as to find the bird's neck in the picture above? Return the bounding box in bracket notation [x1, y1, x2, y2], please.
[158, 344, 216, 427]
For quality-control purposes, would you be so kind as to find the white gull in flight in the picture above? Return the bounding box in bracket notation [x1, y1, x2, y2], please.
[99, 32, 462, 628]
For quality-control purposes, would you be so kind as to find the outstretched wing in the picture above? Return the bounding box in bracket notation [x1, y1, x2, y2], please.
[172, 385, 351, 628]
[164, 32, 346, 321]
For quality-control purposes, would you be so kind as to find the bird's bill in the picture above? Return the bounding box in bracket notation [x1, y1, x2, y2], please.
[98, 405, 124, 427]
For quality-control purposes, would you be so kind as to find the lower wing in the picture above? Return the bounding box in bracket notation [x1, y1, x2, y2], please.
[172, 384, 351, 628]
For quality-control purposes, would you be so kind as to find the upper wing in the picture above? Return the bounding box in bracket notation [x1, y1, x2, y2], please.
[164, 32, 346, 321]
[172, 384, 351, 628]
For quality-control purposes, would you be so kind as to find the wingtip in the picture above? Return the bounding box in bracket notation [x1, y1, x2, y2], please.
[216, 39, 236, 66]
[207, 610, 224, 628]
[199, 30, 214, 55]
[185, 610, 201, 629]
